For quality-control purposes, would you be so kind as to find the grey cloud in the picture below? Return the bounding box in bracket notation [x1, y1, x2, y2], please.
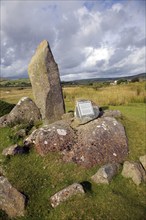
[117, 27, 143, 49]
[109, 49, 131, 66]
[1, 0, 145, 81]
[101, 8, 129, 33]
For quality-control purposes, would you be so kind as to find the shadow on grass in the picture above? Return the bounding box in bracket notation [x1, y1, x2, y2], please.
[80, 181, 92, 193]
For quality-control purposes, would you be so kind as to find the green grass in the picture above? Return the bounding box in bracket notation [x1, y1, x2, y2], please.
[0, 84, 146, 220]
[110, 104, 146, 161]
[0, 100, 15, 117]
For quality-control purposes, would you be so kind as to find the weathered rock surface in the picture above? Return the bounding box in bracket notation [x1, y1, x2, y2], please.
[0, 97, 41, 127]
[24, 129, 40, 146]
[0, 176, 26, 218]
[2, 144, 29, 156]
[26, 120, 76, 156]
[139, 155, 146, 170]
[15, 129, 26, 138]
[91, 163, 120, 184]
[121, 161, 146, 185]
[50, 183, 85, 208]
[28, 40, 65, 124]
[0, 166, 5, 176]
[63, 117, 128, 168]
[61, 112, 74, 121]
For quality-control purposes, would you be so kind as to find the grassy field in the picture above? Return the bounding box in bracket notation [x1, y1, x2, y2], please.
[0, 82, 146, 220]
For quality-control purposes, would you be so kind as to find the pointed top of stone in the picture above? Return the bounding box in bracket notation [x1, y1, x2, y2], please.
[31, 40, 55, 64]
[36, 40, 50, 52]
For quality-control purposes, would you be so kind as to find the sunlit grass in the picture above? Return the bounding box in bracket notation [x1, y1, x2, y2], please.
[63, 82, 146, 111]
[0, 82, 145, 109]
[0, 82, 146, 220]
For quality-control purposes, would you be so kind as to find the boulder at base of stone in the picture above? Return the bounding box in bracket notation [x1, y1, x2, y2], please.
[0, 176, 26, 218]
[0, 97, 41, 127]
[121, 161, 146, 185]
[31, 120, 75, 156]
[63, 117, 128, 168]
[28, 40, 65, 124]
[91, 163, 120, 184]
[139, 155, 146, 170]
[50, 183, 85, 208]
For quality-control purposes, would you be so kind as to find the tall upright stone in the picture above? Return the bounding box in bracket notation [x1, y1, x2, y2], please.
[28, 40, 65, 124]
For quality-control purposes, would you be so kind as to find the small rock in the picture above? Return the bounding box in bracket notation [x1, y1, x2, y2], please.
[139, 155, 146, 170]
[91, 163, 120, 184]
[121, 161, 146, 185]
[50, 183, 85, 208]
[2, 144, 28, 156]
[2, 144, 18, 156]
[15, 129, 26, 138]
[0, 176, 26, 218]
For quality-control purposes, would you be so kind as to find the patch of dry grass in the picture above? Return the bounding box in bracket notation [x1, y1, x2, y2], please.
[63, 82, 146, 111]
[0, 82, 145, 110]
[0, 87, 33, 104]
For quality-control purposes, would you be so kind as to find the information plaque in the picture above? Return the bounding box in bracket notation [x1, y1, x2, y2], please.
[77, 100, 94, 118]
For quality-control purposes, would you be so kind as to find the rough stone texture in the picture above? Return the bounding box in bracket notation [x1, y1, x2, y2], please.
[2, 144, 18, 156]
[0, 97, 41, 127]
[28, 40, 65, 124]
[121, 161, 146, 185]
[32, 120, 75, 156]
[139, 155, 146, 170]
[91, 163, 120, 184]
[102, 110, 122, 118]
[0, 166, 5, 176]
[15, 129, 26, 138]
[0, 176, 26, 218]
[63, 117, 128, 168]
[61, 112, 74, 121]
[2, 144, 28, 156]
[50, 183, 85, 208]
[24, 129, 40, 146]
[74, 100, 100, 125]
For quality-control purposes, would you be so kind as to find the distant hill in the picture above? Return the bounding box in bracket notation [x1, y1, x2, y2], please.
[0, 73, 145, 87]
[0, 78, 31, 87]
[62, 73, 146, 85]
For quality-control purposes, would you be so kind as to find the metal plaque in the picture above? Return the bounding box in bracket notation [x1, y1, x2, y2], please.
[77, 100, 94, 118]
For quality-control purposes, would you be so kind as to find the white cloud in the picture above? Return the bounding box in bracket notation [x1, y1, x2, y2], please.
[83, 46, 114, 67]
[0, 0, 145, 81]
[112, 3, 123, 12]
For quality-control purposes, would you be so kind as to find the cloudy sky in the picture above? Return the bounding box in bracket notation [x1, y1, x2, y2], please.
[1, 0, 146, 81]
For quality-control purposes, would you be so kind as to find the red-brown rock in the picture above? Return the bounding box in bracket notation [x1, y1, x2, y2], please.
[34, 121, 75, 156]
[63, 117, 128, 168]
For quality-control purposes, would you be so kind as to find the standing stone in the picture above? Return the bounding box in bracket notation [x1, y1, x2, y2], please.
[28, 40, 65, 124]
